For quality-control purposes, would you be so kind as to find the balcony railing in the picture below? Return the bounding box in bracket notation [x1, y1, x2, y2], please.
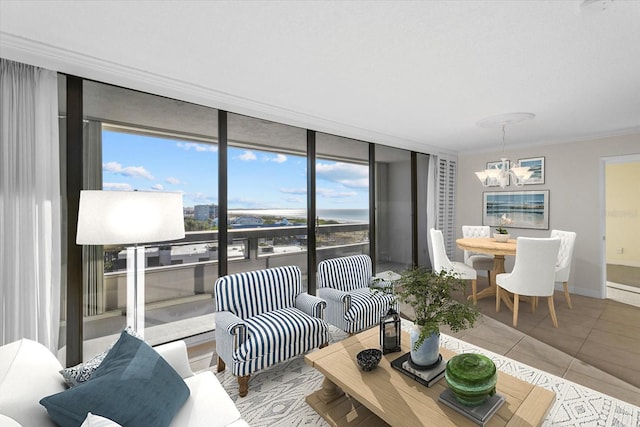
[101, 222, 369, 312]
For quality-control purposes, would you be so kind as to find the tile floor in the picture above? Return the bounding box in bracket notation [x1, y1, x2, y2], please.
[426, 277, 640, 406]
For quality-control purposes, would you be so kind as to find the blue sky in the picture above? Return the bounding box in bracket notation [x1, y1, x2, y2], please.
[102, 130, 369, 209]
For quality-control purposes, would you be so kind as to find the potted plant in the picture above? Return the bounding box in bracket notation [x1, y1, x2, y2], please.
[493, 214, 512, 242]
[396, 268, 480, 367]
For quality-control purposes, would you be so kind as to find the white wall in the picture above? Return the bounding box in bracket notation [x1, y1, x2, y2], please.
[456, 133, 640, 298]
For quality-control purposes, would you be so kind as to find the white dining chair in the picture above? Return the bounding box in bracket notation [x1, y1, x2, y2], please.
[496, 237, 561, 328]
[462, 225, 494, 287]
[550, 229, 577, 309]
[430, 228, 478, 304]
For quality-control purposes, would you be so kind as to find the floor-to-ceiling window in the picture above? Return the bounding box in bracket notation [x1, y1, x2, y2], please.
[60, 75, 442, 363]
[226, 113, 309, 281]
[375, 145, 413, 272]
[81, 81, 219, 355]
[315, 132, 370, 263]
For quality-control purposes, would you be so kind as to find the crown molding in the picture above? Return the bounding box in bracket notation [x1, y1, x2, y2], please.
[1, 32, 449, 156]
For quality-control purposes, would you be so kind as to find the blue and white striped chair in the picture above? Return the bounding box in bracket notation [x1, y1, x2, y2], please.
[317, 254, 397, 335]
[214, 265, 328, 397]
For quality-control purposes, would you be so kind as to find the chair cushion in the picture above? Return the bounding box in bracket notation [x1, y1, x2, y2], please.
[451, 261, 477, 280]
[317, 255, 372, 292]
[234, 307, 327, 375]
[215, 266, 301, 319]
[467, 254, 494, 271]
[344, 288, 396, 329]
[172, 371, 244, 427]
[40, 331, 189, 427]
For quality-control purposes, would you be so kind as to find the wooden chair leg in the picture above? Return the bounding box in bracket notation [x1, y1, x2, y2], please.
[217, 356, 226, 373]
[486, 270, 492, 288]
[548, 296, 559, 328]
[238, 375, 250, 397]
[512, 293, 519, 328]
[563, 281, 573, 309]
[319, 342, 328, 349]
[531, 296, 536, 313]
[471, 279, 477, 305]
[495, 286, 501, 312]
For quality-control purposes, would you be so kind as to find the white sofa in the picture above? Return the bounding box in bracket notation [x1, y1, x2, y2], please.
[0, 338, 248, 427]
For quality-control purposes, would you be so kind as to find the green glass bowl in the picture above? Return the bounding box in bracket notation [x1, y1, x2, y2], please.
[445, 353, 497, 406]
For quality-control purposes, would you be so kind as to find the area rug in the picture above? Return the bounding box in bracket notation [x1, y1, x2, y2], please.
[211, 320, 640, 427]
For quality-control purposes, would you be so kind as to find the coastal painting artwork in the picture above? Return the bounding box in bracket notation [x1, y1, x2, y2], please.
[518, 156, 545, 184]
[483, 190, 549, 230]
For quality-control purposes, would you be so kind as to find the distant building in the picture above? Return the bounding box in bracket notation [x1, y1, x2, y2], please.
[194, 204, 218, 221]
[183, 206, 194, 218]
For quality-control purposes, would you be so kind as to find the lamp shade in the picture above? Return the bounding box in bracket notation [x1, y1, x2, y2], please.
[76, 190, 185, 245]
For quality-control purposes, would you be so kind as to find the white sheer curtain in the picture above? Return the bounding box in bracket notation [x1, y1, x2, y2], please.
[0, 59, 61, 352]
[426, 154, 438, 268]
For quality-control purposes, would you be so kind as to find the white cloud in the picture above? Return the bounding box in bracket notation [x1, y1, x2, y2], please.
[317, 188, 358, 198]
[152, 184, 164, 190]
[280, 188, 307, 195]
[176, 142, 218, 152]
[271, 154, 287, 163]
[238, 150, 257, 161]
[316, 162, 368, 188]
[285, 196, 304, 204]
[188, 192, 217, 204]
[103, 182, 133, 191]
[103, 161, 154, 180]
[165, 176, 181, 185]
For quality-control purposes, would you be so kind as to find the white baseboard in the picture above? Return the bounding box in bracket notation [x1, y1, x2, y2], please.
[606, 281, 640, 308]
[606, 260, 640, 268]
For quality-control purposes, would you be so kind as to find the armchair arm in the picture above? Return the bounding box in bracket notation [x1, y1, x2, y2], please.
[296, 293, 326, 319]
[318, 287, 351, 308]
[215, 311, 247, 351]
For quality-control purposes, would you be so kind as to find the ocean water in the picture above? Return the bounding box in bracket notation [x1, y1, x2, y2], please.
[229, 208, 368, 223]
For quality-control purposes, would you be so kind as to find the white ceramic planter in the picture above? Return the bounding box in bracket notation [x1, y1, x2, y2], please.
[493, 233, 510, 242]
[410, 325, 440, 367]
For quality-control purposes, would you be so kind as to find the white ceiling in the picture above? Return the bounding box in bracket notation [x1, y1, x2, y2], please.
[1, 0, 639, 155]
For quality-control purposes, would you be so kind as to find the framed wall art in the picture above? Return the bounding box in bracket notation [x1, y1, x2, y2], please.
[518, 156, 545, 184]
[485, 160, 510, 187]
[482, 190, 549, 230]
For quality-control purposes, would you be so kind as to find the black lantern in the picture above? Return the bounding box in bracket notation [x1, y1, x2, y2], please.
[380, 307, 401, 354]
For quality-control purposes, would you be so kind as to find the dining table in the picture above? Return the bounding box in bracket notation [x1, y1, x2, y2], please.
[455, 237, 517, 309]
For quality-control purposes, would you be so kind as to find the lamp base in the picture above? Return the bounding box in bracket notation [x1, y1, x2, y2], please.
[126, 245, 145, 338]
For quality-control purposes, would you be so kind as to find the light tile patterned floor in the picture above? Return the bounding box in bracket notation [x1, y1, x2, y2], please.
[207, 321, 640, 427]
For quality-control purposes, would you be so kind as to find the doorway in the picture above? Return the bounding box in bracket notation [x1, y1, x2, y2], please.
[602, 154, 640, 307]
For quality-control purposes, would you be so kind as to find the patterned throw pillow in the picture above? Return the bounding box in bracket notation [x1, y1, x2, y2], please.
[59, 327, 142, 387]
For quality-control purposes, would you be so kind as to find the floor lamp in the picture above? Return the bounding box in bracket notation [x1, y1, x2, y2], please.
[76, 190, 185, 338]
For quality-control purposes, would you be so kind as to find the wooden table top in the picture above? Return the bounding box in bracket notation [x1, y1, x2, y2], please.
[456, 237, 517, 256]
[305, 327, 554, 427]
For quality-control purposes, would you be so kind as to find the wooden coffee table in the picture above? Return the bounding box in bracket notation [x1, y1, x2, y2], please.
[305, 327, 555, 427]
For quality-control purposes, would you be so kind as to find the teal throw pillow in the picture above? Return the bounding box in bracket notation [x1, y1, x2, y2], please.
[40, 331, 190, 427]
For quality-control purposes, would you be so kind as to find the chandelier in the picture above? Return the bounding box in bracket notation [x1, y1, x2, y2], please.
[475, 113, 535, 188]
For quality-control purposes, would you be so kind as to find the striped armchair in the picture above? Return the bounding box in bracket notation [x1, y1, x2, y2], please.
[317, 255, 397, 334]
[214, 266, 328, 397]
